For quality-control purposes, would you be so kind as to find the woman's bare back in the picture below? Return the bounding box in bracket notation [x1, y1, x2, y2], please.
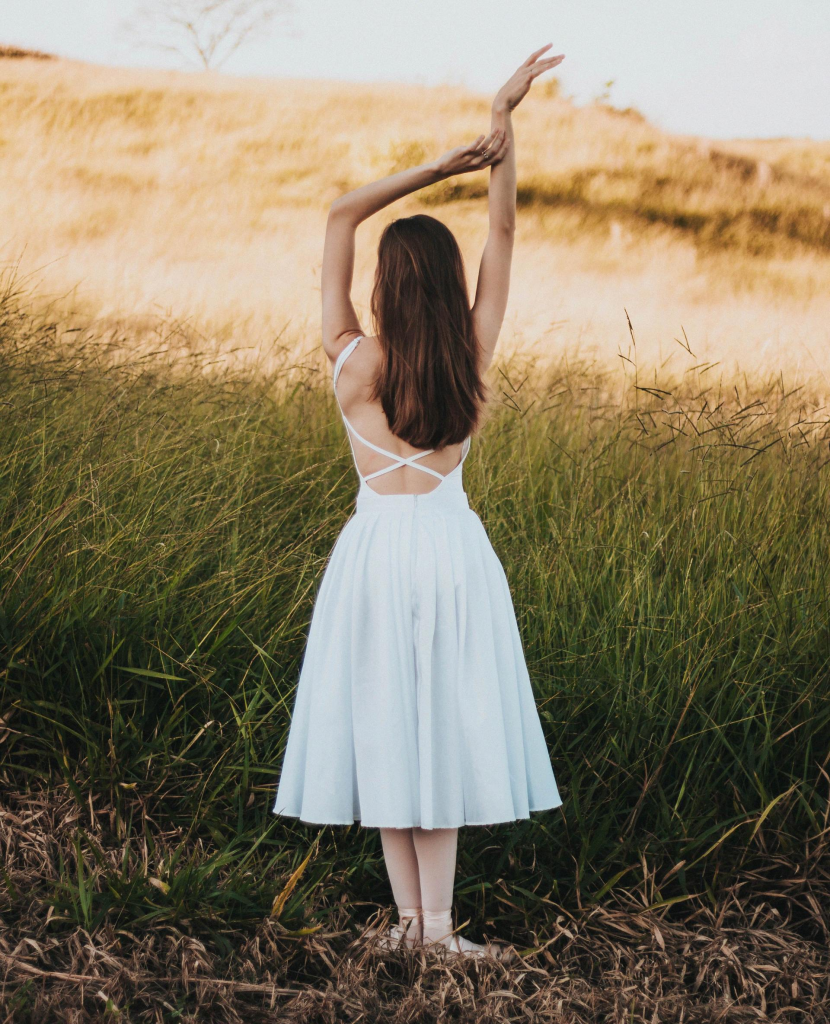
[333, 333, 469, 495]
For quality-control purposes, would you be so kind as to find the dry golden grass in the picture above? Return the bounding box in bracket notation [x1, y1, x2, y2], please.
[1, 55, 829, 381]
[3, 780, 829, 1022]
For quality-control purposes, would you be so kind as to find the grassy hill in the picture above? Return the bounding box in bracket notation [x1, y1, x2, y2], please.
[1, 53, 829, 375]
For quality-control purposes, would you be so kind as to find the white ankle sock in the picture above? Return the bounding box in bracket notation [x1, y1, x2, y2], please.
[397, 906, 421, 941]
[421, 908, 454, 943]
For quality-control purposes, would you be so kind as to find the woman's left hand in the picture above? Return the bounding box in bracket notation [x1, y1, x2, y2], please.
[432, 128, 510, 178]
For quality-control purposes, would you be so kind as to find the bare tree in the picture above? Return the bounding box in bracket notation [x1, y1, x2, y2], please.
[124, 0, 294, 71]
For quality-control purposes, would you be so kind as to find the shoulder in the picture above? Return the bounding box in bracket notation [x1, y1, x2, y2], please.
[328, 332, 381, 387]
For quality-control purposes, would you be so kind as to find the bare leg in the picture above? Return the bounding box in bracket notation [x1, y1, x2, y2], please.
[411, 826, 507, 959]
[410, 826, 457, 943]
[378, 827, 422, 945]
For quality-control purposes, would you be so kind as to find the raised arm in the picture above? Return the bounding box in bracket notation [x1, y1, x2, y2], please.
[472, 45, 565, 371]
[321, 130, 510, 362]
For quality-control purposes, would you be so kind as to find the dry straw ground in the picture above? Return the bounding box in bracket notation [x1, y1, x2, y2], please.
[2, 782, 829, 1022]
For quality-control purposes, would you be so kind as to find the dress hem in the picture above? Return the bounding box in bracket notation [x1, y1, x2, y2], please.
[270, 800, 564, 829]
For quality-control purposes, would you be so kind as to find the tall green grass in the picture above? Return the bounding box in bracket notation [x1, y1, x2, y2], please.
[2, 287, 829, 944]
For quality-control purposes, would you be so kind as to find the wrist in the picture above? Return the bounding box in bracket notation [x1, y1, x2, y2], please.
[491, 99, 511, 118]
[426, 159, 449, 182]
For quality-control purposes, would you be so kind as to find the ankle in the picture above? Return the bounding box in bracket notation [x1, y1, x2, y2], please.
[397, 906, 422, 939]
[421, 908, 453, 943]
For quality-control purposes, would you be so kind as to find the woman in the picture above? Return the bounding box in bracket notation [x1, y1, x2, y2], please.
[273, 44, 566, 959]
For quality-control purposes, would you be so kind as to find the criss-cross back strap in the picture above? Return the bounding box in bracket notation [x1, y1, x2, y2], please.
[332, 335, 471, 482]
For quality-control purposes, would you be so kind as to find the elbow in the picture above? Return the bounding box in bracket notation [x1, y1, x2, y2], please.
[491, 219, 515, 239]
[328, 196, 347, 218]
[328, 196, 359, 227]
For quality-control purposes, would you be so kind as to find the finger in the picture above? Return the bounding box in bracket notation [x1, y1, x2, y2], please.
[465, 134, 486, 153]
[522, 42, 553, 67]
[534, 54, 565, 69]
[477, 128, 501, 151]
[485, 128, 508, 152]
[488, 134, 511, 163]
[472, 135, 507, 167]
[480, 141, 509, 168]
[483, 128, 505, 152]
[492, 140, 511, 165]
[530, 56, 565, 77]
[472, 128, 501, 158]
[469, 133, 497, 157]
[479, 144, 505, 167]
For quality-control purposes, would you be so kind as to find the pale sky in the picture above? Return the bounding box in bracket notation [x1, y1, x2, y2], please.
[4, 0, 829, 140]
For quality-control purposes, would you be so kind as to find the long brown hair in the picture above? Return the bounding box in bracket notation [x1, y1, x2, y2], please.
[369, 214, 488, 450]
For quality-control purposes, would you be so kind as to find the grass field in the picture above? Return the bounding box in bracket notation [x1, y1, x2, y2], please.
[1, 279, 829, 1019]
[1, 52, 830, 1021]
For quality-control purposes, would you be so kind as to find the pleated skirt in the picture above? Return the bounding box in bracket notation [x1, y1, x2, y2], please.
[272, 478, 563, 829]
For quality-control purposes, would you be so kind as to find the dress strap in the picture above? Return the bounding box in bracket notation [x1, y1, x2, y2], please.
[332, 334, 470, 483]
[333, 334, 364, 389]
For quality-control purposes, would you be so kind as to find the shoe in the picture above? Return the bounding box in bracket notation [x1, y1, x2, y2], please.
[365, 916, 422, 950]
[425, 931, 514, 962]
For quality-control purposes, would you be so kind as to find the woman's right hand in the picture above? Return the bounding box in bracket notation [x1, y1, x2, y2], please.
[432, 128, 511, 177]
[493, 44, 565, 113]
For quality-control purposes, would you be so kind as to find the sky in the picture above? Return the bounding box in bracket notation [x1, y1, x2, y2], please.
[4, 0, 830, 140]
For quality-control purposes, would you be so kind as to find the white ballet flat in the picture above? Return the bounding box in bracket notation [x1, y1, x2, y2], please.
[364, 920, 422, 950]
[425, 932, 513, 961]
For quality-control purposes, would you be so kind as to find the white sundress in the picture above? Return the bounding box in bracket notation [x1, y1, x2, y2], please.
[272, 335, 562, 829]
